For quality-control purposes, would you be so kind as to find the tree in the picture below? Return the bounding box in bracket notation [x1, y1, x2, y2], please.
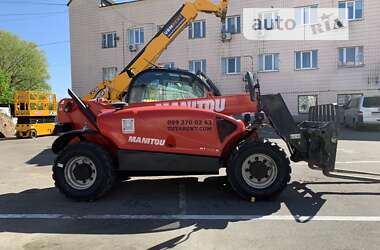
[0, 69, 12, 104]
[0, 31, 50, 104]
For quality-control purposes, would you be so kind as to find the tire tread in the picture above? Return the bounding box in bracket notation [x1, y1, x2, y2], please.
[52, 142, 115, 202]
[227, 140, 291, 200]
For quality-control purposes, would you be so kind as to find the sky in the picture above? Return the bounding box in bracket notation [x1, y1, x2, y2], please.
[0, 0, 70, 100]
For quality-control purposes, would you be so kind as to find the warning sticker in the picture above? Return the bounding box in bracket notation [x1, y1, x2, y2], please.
[122, 118, 135, 134]
[163, 13, 186, 38]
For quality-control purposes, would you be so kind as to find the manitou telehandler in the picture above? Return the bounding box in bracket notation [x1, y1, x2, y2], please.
[52, 70, 338, 201]
[52, 0, 338, 201]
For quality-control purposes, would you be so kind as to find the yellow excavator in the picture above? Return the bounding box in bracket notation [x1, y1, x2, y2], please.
[83, 0, 229, 101]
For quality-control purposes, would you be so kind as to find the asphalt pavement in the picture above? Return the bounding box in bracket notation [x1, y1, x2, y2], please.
[0, 129, 379, 250]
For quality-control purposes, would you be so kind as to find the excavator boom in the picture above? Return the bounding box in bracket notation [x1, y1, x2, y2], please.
[83, 0, 229, 101]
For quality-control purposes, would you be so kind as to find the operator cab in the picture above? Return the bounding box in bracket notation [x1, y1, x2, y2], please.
[124, 68, 221, 104]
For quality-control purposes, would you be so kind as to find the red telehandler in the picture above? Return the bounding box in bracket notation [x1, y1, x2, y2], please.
[52, 70, 338, 201]
[53, 0, 338, 201]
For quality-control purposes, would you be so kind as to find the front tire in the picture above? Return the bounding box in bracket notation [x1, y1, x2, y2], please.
[53, 142, 115, 201]
[227, 141, 291, 200]
[30, 130, 37, 138]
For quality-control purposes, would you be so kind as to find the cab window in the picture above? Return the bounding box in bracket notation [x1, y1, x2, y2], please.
[128, 71, 207, 103]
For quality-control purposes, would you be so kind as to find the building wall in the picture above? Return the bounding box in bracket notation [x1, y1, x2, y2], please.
[69, 0, 380, 115]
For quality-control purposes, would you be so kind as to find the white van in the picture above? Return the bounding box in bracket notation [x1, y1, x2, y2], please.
[344, 96, 380, 128]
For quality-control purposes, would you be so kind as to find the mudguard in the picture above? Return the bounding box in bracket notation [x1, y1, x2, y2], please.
[51, 129, 98, 154]
[261, 94, 338, 173]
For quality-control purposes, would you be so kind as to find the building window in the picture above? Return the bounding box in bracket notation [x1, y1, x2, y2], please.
[338, 46, 364, 67]
[298, 95, 318, 114]
[337, 93, 363, 106]
[160, 62, 175, 69]
[222, 57, 241, 75]
[128, 27, 144, 45]
[189, 60, 207, 74]
[258, 53, 279, 72]
[224, 15, 241, 33]
[102, 32, 117, 48]
[189, 20, 206, 39]
[295, 50, 318, 70]
[295, 5, 318, 25]
[255, 11, 280, 30]
[339, 0, 363, 21]
[102, 67, 118, 81]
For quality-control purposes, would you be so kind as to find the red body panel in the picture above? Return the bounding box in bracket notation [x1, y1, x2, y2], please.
[97, 106, 246, 157]
[58, 94, 258, 131]
[58, 98, 111, 131]
[57, 94, 257, 157]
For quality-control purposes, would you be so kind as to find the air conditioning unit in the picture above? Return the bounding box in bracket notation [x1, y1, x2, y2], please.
[221, 32, 232, 42]
[129, 44, 138, 52]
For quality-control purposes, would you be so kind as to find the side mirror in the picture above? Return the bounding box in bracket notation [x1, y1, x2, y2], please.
[244, 72, 258, 102]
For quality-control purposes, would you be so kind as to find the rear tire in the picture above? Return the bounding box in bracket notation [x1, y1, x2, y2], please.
[53, 142, 115, 201]
[227, 141, 291, 200]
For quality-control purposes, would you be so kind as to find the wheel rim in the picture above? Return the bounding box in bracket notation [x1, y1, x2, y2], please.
[241, 153, 278, 189]
[64, 156, 97, 190]
[30, 131, 36, 138]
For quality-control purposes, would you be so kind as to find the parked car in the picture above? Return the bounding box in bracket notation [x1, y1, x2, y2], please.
[344, 96, 380, 129]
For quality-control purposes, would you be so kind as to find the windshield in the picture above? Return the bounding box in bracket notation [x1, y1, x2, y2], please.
[128, 71, 207, 103]
[363, 96, 380, 108]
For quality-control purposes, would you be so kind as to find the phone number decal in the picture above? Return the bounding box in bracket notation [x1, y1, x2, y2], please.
[167, 119, 213, 132]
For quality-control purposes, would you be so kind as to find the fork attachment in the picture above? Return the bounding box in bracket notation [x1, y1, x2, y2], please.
[261, 94, 339, 173]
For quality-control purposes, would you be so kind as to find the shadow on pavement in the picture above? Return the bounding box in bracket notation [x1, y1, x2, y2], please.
[323, 171, 380, 182]
[338, 128, 380, 141]
[0, 137, 18, 141]
[0, 176, 379, 248]
[26, 148, 54, 167]
[333, 169, 380, 177]
[259, 127, 380, 142]
[0, 176, 378, 232]
[308, 165, 380, 182]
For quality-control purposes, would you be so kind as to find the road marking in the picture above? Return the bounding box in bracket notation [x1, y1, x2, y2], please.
[0, 214, 379, 222]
